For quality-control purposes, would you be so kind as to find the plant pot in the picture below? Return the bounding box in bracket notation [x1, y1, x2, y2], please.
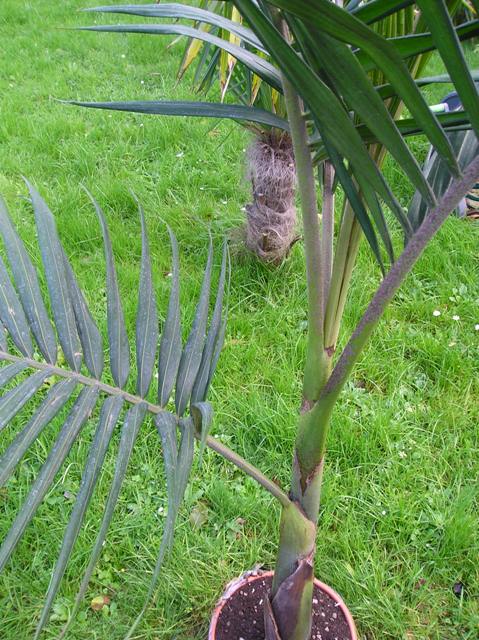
[209, 569, 358, 640]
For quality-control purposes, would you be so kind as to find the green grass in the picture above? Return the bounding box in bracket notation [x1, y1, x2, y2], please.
[1, 2, 479, 639]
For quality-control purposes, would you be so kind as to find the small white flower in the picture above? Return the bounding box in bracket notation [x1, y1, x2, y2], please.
[381, 510, 387, 516]
[139, 123, 144, 127]
[121, 54, 126, 59]
[221, 199, 228, 205]
[176, 151, 184, 158]
[475, 324, 479, 331]
[140, 80, 145, 85]
[398, 451, 407, 459]
[448, 341, 456, 347]
[452, 315, 460, 321]
[432, 310, 441, 317]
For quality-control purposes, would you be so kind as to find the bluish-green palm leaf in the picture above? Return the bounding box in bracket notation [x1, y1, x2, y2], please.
[83, 3, 266, 52]
[0, 185, 227, 638]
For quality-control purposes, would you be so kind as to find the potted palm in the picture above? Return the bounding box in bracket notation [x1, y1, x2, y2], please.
[1, 1, 479, 638]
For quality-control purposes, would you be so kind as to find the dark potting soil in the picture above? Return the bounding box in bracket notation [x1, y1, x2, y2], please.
[215, 575, 352, 640]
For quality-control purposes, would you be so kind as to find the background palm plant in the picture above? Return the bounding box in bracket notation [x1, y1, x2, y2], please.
[75, 0, 479, 266]
[1, 1, 479, 639]
[173, 1, 298, 263]
[80, 1, 297, 263]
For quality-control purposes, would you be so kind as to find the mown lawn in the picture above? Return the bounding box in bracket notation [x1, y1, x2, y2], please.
[1, 2, 478, 639]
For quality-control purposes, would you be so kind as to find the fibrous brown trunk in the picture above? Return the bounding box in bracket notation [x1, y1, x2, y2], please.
[244, 130, 297, 264]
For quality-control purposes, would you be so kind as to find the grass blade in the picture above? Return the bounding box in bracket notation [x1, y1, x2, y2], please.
[61, 402, 147, 639]
[0, 369, 53, 433]
[0, 379, 77, 486]
[34, 395, 123, 639]
[62, 248, 104, 379]
[26, 180, 82, 372]
[158, 228, 181, 407]
[135, 200, 158, 398]
[0, 256, 33, 358]
[0, 386, 99, 572]
[0, 197, 57, 364]
[87, 192, 130, 388]
[175, 240, 213, 416]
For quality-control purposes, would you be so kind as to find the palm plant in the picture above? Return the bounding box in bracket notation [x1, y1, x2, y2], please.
[174, 2, 298, 263]
[74, 0, 479, 271]
[2, 1, 479, 638]
[79, 2, 297, 263]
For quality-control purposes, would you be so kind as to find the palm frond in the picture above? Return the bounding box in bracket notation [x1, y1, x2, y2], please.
[408, 128, 479, 228]
[0, 185, 227, 637]
[83, 3, 266, 51]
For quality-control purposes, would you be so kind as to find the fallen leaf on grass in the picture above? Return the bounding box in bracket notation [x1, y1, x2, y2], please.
[190, 502, 209, 529]
[90, 595, 111, 611]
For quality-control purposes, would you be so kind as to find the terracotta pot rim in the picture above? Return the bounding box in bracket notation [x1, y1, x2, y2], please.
[208, 569, 358, 640]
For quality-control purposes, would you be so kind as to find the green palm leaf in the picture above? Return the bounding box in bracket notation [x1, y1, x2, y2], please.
[0, 379, 77, 487]
[267, 0, 460, 175]
[0, 197, 57, 364]
[135, 198, 158, 398]
[175, 238, 213, 415]
[357, 20, 479, 71]
[69, 99, 289, 130]
[88, 193, 130, 388]
[0, 185, 227, 637]
[408, 129, 479, 228]
[83, 3, 266, 51]
[351, 0, 415, 24]
[27, 180, 82, 372]
[0, 255, 33, 357]
[34, 395, 124, 639]
[416, 1, 479, 136]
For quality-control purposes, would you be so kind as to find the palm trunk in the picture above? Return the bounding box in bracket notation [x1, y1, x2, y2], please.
[244, 129, 298, 264]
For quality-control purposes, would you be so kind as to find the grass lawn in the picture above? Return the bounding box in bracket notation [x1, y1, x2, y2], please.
[1, 1, 479, 638]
